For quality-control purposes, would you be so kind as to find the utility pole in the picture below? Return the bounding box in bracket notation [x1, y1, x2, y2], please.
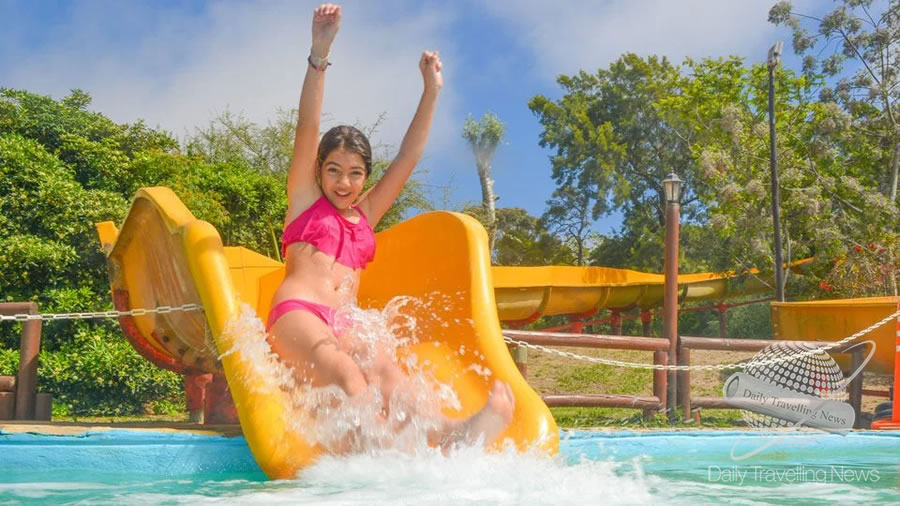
[768, 41, 785, 302]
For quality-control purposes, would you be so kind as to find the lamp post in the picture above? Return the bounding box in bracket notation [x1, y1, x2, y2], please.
[662, 172, 683, 421]
[768, 41, 785, 302]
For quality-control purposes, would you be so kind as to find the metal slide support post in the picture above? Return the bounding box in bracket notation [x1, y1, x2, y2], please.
[611, 311, 623, 336]
[717, 302, 728, 338]
[641, 309, 652, 337]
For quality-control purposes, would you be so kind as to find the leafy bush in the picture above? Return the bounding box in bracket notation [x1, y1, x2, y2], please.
[0, 347, 17, 376]
[0, 88, 281, 415]
[38, 328, 184, 415]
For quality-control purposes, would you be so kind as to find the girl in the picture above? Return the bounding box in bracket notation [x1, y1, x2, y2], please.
[267, 3, 514, 451]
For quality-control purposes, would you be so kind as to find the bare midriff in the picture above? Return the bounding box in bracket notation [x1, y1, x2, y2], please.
[271, 241, 361, 309]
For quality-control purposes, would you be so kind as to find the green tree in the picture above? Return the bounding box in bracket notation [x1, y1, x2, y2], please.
[462, 112, 505, 251]
[0, 88, 319, 413]
[0, 88, 187, 414]
[542, 184, 595, 266]
[770, 0, 900, 201]
[659, 57, 897, 297]
[186, 109, 295, 176]
[770, 0, 900, 295]
[463, 206, 574, 265]
[528, 54, 700, 270]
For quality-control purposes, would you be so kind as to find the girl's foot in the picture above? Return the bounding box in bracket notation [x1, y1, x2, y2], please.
[450, 380, 516, 448]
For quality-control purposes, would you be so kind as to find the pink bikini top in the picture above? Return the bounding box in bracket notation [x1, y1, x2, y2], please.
[281, 196, 376, 269]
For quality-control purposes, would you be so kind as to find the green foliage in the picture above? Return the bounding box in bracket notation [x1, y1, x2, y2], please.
[38, 330, 184, 416]
[186, 109, 295, 176]
[0, 326, 182, 416]
[463, 206, 575, 265]
[660, 56, 898, 296]
[529, 54, 700, 271]
[542, 185, 595, 265]
[532, 51, 896, 297]
[365, 159, 433, 232]
[769, 0, 900, 296]
[723, 302, 773, 339]
[0, 88, 286, 413]
[462, 112, 505, 152]
[0, 347, 17, 376]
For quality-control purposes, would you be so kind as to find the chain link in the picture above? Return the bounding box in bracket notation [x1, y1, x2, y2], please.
[4, 300, 895, 373]
[504, 309, 900, 372]
[0, 303, 204, 322]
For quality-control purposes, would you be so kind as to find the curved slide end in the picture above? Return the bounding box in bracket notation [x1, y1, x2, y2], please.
[99, 187, 557, 479]
[358, 211, 559, 454]
[98, 187, 316, 478]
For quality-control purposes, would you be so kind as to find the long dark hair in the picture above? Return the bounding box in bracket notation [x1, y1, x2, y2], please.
[317, 125, 373, 177]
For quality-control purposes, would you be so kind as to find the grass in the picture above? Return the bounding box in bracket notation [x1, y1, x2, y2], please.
[550, 408, 744, 429]
[556, 364, 651, 395]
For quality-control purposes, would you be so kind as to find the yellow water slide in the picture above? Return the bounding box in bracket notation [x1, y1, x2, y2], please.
[96, 187, 558, 479]
[492, 262, 811, 322]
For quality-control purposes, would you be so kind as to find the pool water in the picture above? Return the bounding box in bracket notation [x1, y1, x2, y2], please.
[1, 429, 898, 504]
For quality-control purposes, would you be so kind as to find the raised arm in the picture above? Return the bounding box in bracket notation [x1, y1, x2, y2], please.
[359, 51, 443, 227]
[286, 4, 341, 211]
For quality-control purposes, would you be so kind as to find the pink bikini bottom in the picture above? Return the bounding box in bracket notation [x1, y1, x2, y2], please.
[267, 299, 338, 334]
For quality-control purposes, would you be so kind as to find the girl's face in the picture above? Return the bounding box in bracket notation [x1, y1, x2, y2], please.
[319, 148, 367, 210]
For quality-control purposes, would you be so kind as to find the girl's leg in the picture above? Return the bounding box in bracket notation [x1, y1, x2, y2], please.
[271, 312, 515, 451]
[268, 308, 375, 453]
[268, 309, 368, 394]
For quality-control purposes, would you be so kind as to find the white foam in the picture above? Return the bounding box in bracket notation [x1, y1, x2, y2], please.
[105, 450, 657, 505]
[219, 294, 483, 454]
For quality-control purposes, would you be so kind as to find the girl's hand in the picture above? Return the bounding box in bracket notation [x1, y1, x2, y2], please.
[311, 3, 341, 57]
[419, 50, 443, 92]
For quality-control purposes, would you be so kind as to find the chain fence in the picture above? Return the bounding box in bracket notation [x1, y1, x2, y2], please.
[0, 304, 204, 322]
[504, 309, 900, 372]
[2, 302, 895, 374]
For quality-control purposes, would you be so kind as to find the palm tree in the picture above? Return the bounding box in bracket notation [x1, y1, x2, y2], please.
[462, 112, 505, 252]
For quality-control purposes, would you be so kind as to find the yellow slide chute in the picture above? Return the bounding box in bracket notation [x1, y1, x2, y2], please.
[491, 261, 812, 322]
[97, 187, 558, 479]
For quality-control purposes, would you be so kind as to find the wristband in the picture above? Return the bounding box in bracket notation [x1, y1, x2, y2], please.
[308, 54, 331, 71]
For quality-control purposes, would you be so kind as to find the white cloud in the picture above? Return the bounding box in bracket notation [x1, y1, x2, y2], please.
[482, 0, 817, 78]
[3, 1, 461, 156]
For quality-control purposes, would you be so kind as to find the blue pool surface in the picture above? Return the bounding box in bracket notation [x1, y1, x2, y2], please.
[2, 429, 898, 504]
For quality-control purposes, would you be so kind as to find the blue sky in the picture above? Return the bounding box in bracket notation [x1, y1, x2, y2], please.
[1, 0, 817, 234]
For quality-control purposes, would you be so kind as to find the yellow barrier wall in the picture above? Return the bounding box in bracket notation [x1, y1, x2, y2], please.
[773, 297, 899, 374]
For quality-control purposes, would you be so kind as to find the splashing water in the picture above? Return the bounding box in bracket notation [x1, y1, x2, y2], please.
[219, 290, 487, 455]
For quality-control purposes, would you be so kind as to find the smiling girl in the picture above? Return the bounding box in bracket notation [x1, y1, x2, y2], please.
[266, 3, 514, 451]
